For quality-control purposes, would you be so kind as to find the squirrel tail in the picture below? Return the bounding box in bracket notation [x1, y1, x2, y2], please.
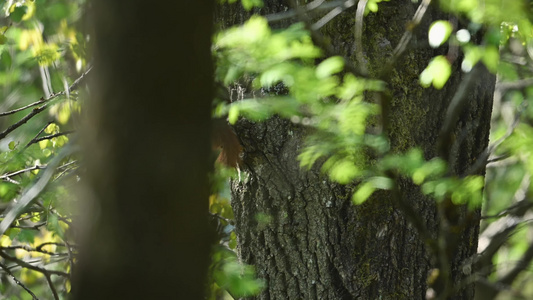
[212, 118, 242, 168]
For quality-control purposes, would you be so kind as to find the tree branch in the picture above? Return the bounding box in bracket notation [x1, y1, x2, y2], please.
[496, 78, 533, 92]
[0, 250, 69, 278]
[0, 67, 91, 141]
[498, 239, 533, 286]
[45, 274, 60, 300]
[354, 0, 368, 75]
[0, 261, 39, 300]
[265, 0, 357, 24]
[288, 0, 368, 78]
[0, 105, 49, 141]
[311, 0, 358, 30]
[26, 131, 75, 148]
[1, 165, 47, 182]
[389, 0, 432, 66]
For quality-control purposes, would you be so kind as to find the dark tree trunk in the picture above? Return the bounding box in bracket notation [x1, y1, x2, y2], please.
[73, 1, 214, 299]
[218, 1, 495, 299]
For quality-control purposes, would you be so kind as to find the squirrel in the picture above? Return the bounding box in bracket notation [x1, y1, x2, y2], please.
[212, 117, 242, 168]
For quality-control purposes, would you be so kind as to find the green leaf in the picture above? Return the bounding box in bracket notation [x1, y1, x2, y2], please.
[0, 183, 9, 197]
[367, 1, 378, 13]
[419, 55, 451, 89]
[17, 229, 36, 244]
[9, 5, 27, 22]
[352, 181, 376, 205]
[1, 50, 12, 69]
[241, 0, 263, 10]
[428, 20, 453, 48]
[228, 105, 239, 124]
[8, 141, 15, 150]
[47, 214, 65, 239]
[316, 56, 344, 79]
[328, 159, 360, 184]
[482, 45, 499, 73]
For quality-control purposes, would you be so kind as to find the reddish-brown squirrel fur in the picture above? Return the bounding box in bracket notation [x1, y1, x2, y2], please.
[212, 118, 242, 168]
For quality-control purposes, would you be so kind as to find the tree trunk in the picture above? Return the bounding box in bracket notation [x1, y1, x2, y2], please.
[72, 1, 214, 299]
[218, 1, 495, 299]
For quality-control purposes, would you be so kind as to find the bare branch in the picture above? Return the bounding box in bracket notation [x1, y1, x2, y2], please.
[496, 78, 533, 92]
[288, 0, 368, 78]
[0, 261, 39, 300]
[265, 0, 357, 24]
[0, 250, 69, 278]
[0, 105, 50, 141]
[26, 131, 75, 148]
[437, 65, 481, 160]
[354, 0, 368, 75]
[312, 0, 357, 30]
[45, 274, 60, 300]
[498, 240, 533, 286]
[0, 67, 91, 118]
[0, 67, 90, 142]
[389, 0, 432, 66]
[1, 165, 47, 182]
[2, 243, 69, 256]
[476, 216, 521, 274]
[24, 121, 54, 148]
[0, 144, 77, 237]
[0, 98, 47, 117]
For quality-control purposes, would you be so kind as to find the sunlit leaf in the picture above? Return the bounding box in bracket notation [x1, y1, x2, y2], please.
[428, 20, 453, 48]
[316, 56, 344, 79]
[419, 55, 451, 89]
[352, 181, 376, 205]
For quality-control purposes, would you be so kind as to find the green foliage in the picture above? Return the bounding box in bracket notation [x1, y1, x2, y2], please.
[209, 247, 265, 299]
[208, 162, 264, 298]
[0, 0, 87, 298]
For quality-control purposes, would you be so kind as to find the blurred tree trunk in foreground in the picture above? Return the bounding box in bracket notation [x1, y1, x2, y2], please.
[72, 1, 214, 299]
[217, 1, 495, 299]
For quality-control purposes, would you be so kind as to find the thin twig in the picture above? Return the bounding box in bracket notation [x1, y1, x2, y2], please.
[0, 261, 39, 300]
[465, 99, 522, 175]
[1, 165, 47, 181]
[0, 98, 47, 117]
[0, 105, 49, 141]
[0, 250, 69, 278]
[354, 0, 368, 75]
[10, 222, 47, 230]
[26, 131, 75, 148]
[2, 244, 68, 256]
[389, 0, 432, 66]
[0, 144, 77, 237]
[45, 274, 60, 300]
[312, 0, 358, 30]
[265, 0, 356, 23]
[24, 121, 53, 148]
[498, 240, 533, 286]
[0, 67, 91, 118]
[289, 0, 368, 78]
[437, 65, 481, 160]
[0, 67, 91, 141]
[496, 78, 533, 92]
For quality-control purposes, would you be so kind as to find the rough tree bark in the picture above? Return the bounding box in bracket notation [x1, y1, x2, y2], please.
[217, 1, 495, 299]
[72, 1, 214, 299]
